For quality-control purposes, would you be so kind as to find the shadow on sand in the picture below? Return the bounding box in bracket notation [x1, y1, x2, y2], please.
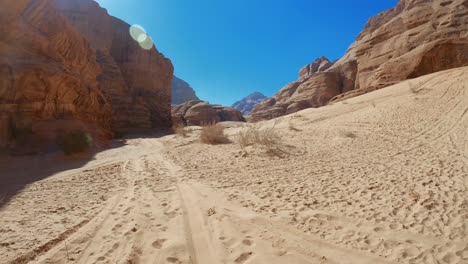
[0, 131, 171, 210]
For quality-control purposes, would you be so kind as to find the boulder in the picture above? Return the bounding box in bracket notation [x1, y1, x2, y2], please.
[172, 101, 246, 126]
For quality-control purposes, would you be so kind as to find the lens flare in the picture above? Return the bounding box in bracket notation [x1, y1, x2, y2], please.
[129, 24, 153, 50]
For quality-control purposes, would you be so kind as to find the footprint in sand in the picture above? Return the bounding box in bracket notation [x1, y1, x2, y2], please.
[242, 239, 253, 246]
[166, 257, 181, 263]
[235, 252, 253, 263]
[151, 239, 167, 249]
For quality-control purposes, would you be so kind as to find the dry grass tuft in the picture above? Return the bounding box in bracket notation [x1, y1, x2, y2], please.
[200, 124, 230, 145]
[237, 125, 282, 151]
[173, 124, 189, 137]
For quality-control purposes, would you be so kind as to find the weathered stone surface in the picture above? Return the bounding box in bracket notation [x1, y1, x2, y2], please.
[171, 76, 200, 105]
[232, 92, 267, 115]
[0, 0, 173, 149]
[172, 101, 246, 126]
[298, 57, 334, 79]
[55, 0, 174, 134]
[0, 0, 112, 149]
[251, 0, 468, 121]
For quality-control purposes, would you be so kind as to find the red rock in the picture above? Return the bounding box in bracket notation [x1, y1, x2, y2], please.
[55, 0, 173, 134]
[251, 0, 468, 121]
[172, 101, 246, 126]
[0, 0, 173, 149]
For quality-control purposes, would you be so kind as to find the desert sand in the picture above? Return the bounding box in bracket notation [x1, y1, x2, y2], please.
[1, 67, 468, 263]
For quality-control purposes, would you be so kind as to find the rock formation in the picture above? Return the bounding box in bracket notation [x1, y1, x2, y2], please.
[232, 92, 267, 115]
[172, 101, 246, 127]
[0, 0, 173, 150]
[298, 56, 334, 79]
[251, 0, 468, 121]
[171, 76, 200, 105]
[55, 0, 173, 134]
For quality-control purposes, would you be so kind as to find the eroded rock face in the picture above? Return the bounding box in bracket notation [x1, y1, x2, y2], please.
[232, 92, 267, 115]
[0, 0, 112, 149]
[172, 101, 246, 126]
[251, 0, 468, 121]
[55, 0, 174, 134]
[171, 76, 200, 105]
[0, 0, 173, 149]
[298, 57, 334, 79]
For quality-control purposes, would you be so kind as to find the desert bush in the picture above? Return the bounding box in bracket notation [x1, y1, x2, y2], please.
[57, 130, 93, 154]
[200, 124, 230, 144]
[237, 125, 281, 149]
[172, 124, 188, 137]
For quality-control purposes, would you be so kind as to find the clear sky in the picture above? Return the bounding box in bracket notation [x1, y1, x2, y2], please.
[95, 0, 398, 106]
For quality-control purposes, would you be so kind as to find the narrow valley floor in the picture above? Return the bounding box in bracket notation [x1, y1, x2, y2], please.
[1, 67, 468, 264]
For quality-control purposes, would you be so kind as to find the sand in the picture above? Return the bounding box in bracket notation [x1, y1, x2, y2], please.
[1, 67, 467, 263]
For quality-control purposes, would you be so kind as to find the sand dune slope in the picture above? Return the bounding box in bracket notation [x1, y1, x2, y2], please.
[0, 67, 467, 263]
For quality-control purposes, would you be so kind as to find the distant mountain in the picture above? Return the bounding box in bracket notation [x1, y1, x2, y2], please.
[171, 76, 200, 105]
[232, 92, 267, 115]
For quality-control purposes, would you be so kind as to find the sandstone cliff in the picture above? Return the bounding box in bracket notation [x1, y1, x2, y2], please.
[172, 101, 246, 127]
[0, 0, 173, 150]
[171, 76, 200, 105]
[232, 92, 267, 115]
[251, 0, 468, 121]
[55, 0, 173, 134]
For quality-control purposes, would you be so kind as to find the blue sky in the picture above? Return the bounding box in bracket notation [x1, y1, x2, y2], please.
[95, 0, 398, 105]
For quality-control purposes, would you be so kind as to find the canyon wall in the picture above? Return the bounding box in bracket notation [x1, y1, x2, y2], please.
[0, 0, 173, 150]
[251, 0, 468, 121]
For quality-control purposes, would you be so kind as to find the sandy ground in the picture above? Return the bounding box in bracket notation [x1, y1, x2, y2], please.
[1, 67, 468, 264]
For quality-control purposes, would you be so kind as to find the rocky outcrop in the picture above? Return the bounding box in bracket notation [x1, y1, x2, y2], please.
[251, 0, 468, 121]
[232, 92, 267, 115]
[0, 0, 112, 149]
[298, 57, 334, 79]
[171, 76, 200, 105]
[0, 0, 173, 149]
[172, 101, 246, 126]
[55, 0, 173, 134]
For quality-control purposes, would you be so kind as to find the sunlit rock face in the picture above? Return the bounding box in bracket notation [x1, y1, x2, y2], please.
[0, 0, 112, 149]
[251, 0, 468, 121]
[0, 0, 173, 149]
[172, 101, 246, 127]
[171, 76, 200, 105]
[55, 0, 174, 134]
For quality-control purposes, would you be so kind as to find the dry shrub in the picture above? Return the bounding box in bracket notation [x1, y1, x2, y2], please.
[237, 125, 281, 149]
[173, 124, 188, 137]
[200, 124, 230, 144]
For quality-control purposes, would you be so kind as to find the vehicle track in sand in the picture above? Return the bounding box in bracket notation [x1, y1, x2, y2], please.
[6, 139, 391, 264]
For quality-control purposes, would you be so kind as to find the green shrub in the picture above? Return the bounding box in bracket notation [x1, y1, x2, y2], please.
[57, 130, 93, 155]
